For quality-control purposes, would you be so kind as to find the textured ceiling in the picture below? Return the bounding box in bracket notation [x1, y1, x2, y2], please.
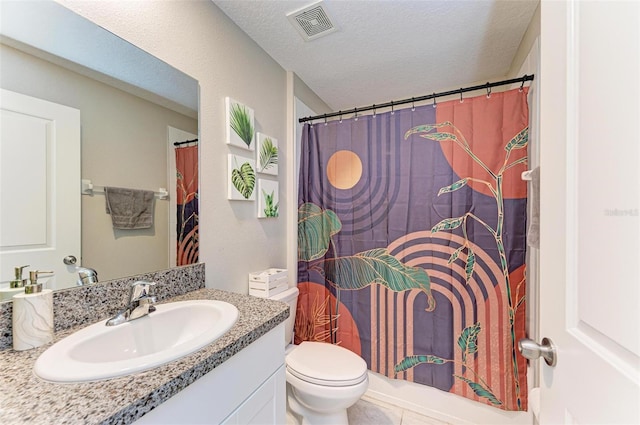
[213, 0, 539, 111]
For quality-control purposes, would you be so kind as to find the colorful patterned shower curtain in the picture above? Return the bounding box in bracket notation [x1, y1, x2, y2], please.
[297, 88, 529, 411]
[175, 145, 199, 266]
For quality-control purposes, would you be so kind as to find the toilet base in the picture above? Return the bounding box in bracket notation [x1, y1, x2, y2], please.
[287, 388, 349, 425]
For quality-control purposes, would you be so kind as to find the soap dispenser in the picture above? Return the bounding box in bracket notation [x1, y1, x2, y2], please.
[9, 265, 29, 288]
[0, 265, 29, 301]
[12, 270, 54, 351]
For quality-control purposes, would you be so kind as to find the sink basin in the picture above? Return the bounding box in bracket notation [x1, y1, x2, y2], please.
[34, 299, 239, 383]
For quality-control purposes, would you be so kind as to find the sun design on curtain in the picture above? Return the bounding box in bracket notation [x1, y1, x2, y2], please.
[297, 88, 529, 411]
[175, 145, 199, 265]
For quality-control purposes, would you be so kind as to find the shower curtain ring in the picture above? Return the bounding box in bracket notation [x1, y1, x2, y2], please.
[459, 89, 464, 103]
[324, 114, 328, 126]
[354, 108, 358, 121]
[432, 94, 437, 108]
[339, 111, 343, 123]
[519, 76, 526, 92]
[390, 101, 395, 115]
[372, 104, 377, 118]
[486, 83, 492, 98]
[411, 97, 415, 112]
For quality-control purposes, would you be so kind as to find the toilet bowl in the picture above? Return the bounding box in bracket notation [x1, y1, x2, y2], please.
[270, 287, 369, 425]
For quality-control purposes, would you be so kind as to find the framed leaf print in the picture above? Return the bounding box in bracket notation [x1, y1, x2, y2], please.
[258, 179, 279, 218]
[225, 97, 255, 151]
[256, 133, 278, 176]
[228, 153, 256, 200]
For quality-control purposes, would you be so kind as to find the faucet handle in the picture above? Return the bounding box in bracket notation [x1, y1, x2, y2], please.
[129, 280, 156, 303]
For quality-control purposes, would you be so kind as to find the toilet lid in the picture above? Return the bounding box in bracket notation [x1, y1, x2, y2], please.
[286, 341, 368, 387]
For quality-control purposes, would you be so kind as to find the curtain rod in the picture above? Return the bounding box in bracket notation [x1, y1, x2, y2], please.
[173, 138, 198, 146]
[299, 74, 535, 123]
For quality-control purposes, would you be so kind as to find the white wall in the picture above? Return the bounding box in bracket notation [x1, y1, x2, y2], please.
[56, 0, 289, 293]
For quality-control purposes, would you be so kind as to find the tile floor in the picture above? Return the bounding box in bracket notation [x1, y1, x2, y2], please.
[347, 396, 450, 425]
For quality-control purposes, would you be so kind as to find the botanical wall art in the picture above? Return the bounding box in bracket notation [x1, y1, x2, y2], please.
[258, 179, 279, 218]
[256, 133, 279, 176]
[225, 97, 255, 150]
[228, 153, 256, 200]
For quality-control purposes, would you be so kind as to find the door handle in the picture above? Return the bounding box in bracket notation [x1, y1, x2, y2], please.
[63, 255, 77, 265]
[518, 337, 557, 367]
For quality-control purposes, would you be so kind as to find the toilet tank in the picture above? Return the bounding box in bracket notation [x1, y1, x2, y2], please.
[269, 286, 299, 346]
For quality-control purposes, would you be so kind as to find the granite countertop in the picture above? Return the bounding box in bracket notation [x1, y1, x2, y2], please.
[0, 288, 289, 425]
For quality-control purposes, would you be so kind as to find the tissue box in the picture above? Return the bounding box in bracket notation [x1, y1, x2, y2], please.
[249, 268, 288, 298]
[249, 281, 288, 298]
[249, 268, 287, 284]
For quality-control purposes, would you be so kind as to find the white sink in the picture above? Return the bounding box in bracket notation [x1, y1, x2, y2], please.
[34, 299, 239, 383]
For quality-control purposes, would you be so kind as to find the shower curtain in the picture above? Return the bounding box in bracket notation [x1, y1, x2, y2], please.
[297, 88, 529, 411]
[175, 145, 199, 266]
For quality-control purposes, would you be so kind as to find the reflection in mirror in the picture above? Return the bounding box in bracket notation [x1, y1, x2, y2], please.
[0, 1, 199, 300]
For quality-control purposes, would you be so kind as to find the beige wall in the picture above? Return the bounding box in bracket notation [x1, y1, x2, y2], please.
[56, 0, 290, 293]
[0, 43, 197, 281]
[508, 2, 541, 78]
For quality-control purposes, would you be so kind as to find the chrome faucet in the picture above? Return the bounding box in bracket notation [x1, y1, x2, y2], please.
[76, 267, 98, 286]
[105, 281, 157, 326]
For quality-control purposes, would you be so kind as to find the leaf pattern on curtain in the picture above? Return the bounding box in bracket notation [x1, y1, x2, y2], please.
[398, 122, 528, 409]
[297, 88, 529, 411]
[176, 145, 198, 265]
[312, 249, 436, 311]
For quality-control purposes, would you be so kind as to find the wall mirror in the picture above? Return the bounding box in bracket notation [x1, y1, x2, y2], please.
[0, 1, 199, 301]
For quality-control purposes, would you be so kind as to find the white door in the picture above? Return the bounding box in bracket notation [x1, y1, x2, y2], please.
[0, 89, 81, 291]
[167, 126, 197, 267]
[538, 1, 640, 423]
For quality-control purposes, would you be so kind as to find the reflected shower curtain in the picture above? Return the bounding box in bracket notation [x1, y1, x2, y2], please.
[297, 88, 529, 411]
[175, 145, 199, 265]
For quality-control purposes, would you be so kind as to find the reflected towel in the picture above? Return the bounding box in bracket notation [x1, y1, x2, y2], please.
[527, 167, 540, 248]
[104, 187, 154, 229]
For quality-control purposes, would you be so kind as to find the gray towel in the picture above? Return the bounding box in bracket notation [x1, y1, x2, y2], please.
[104, 187, 155, 229]
[527, 167, 540, 248]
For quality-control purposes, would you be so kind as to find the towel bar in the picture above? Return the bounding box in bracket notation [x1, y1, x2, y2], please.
[81, 179, 169, 200]
[521, 170, 534, 181]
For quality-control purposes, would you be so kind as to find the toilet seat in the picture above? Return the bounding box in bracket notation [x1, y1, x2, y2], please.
[286, 341, 368, 387]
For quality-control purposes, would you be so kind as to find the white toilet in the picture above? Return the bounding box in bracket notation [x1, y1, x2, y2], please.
[271, 287, 369, 425]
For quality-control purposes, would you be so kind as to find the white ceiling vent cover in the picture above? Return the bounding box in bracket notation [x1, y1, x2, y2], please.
[287, 1, 337, 42]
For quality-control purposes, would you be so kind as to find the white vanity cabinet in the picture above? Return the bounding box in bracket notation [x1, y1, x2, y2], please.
[135, 324, 286, 424]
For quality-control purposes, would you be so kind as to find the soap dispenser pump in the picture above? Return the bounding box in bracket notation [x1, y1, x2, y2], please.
[12, 270, 54, 351]
[9, 265, 29, 288]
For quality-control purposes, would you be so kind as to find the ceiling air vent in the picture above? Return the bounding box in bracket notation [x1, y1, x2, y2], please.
[286, 1, 337, 42]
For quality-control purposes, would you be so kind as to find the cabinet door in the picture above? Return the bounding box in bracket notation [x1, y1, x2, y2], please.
[134, 325, 285, 424]
[222, 365, 285, 425]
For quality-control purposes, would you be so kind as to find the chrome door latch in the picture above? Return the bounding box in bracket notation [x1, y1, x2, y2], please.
[518, 337, 558, 367]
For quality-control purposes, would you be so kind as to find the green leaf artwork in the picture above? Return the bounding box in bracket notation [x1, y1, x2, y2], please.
[465, 248, 476, 283]
[454, 375, 502, 406]
[431, 217, 465, 233]
[262, 189, 279, 217]
[457, 322, 481, 363]
[504, 127, 529, 152]
[448, 246, 465, 264]
[394, 355, 447, 374]
[259, 137, 278, 172]
[297, 203, 342, 262]
[403, 122, 453, 140]
[231, 161, 255, 199]
[230, 102, 254, 148]
[419, 132, 459, 143]
[312, 248, 436, 311]
[438, 178, 469, 196]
